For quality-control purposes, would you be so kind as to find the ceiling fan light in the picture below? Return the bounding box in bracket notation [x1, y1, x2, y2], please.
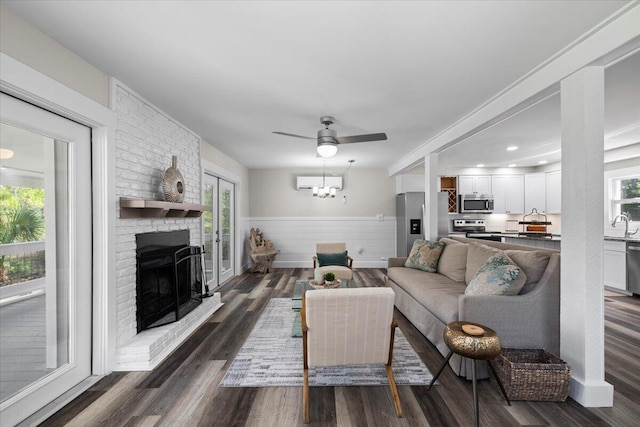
[0, 148, 14, 160]
[330, 187, 336, 197]
[317, 142, 337, 158]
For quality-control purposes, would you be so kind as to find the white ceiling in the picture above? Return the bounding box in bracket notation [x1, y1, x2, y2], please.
[438, 51, 640, 169]
[3, 0, 637, 170]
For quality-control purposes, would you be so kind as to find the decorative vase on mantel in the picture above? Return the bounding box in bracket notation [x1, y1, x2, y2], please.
[162, 155, 185, 203]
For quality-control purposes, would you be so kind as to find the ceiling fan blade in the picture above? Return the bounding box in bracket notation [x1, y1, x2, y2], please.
[336, 133, 388, 144]
[272, 131, 315, 140]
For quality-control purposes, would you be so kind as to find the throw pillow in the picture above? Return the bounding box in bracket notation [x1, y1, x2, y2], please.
[465, 251, 527, 296]
[504, 250, 551, 285]
[404, 240, 445, 272]
[437, 240, 468, 283]
[316, 251, 349, 267]
[465, 243, 501, 284]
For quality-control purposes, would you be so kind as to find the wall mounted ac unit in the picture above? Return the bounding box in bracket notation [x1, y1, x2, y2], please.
[296, 176, 343, 190]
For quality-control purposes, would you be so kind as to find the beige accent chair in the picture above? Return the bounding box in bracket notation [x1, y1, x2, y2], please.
[301, 287, 402, 423]
[312, 242, 353, 280]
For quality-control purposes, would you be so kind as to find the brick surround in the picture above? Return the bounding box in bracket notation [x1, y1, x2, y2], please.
[113, 82, 214, 362]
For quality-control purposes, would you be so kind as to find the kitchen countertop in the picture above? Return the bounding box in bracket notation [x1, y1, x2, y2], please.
[451, 233, 640, 243]
[501, 233, 561, 242]
[604, 236, 640, 243]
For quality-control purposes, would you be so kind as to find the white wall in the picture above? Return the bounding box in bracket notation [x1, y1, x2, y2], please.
[113, 82, 202, 348]
[249, 168, 395, 217]
[0, 5, 109, 106]
[247, 168, 396, 268]
[200, 141, 250, 218]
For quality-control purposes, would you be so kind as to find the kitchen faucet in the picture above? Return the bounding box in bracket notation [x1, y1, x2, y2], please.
[611, 212, 638, 237]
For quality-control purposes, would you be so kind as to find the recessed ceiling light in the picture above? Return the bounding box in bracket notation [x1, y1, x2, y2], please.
[538, 160, 547, 164]
[508, 164, 516, 167]
[507, 146, 518, 151]
[476, 164, 485, 168]
[0, 148, 14, 160]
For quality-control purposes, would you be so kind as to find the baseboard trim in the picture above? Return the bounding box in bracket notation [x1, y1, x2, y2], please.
[569, 377, 614, 407]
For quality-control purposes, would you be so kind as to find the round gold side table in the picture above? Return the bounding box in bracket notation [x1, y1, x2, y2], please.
[428, 321, 511, 427]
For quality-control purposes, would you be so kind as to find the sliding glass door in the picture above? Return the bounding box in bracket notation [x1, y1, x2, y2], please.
[0, 93, 92, 425]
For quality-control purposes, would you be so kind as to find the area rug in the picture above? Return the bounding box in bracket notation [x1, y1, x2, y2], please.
[220, 298, 434, 387]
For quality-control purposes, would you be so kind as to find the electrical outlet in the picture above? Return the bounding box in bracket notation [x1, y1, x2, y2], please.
[357, 247, 363, 254]
[376, 213, 384, 221]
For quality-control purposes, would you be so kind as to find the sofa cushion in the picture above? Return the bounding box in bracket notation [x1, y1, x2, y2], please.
[437, 239, 468, 283]
[404, 240, 445, 272]
[316, 251, 349, 267]
[465, 243, 501, 284]
[465, 251, 527, 296]
[504, 250, 550, 285]
[387, 267, 465, 323]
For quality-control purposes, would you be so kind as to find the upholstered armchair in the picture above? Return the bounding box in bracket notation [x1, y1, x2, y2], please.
[312, 242, 353, 280]
[301, 287, 402, 423]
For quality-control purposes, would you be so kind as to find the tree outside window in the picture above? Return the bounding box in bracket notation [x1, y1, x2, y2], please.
[0, 186, 45, 286]
[613, 177, 640, 221]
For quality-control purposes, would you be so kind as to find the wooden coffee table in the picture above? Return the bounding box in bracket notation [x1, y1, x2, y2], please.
[291, 278, 362, 337]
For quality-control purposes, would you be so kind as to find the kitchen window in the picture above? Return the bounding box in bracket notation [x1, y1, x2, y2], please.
[611, 176, 640, 221]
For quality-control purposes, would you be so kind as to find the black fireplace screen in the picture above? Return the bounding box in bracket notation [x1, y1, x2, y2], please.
[136, 230, 203, 332]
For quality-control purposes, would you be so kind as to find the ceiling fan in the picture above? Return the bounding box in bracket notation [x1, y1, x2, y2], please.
[273, 116, 387, 158]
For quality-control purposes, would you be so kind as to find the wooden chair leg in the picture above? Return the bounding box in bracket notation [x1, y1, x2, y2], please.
[386, 365, 403, 418]
[303, 368, 309, 423]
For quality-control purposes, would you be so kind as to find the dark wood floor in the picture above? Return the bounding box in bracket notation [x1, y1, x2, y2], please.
[39, 269, 640, 426]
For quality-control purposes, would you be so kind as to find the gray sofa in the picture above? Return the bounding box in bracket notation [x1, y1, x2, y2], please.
[385, 236, 560, 379]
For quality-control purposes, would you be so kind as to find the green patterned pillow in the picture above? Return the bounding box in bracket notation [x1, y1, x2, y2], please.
[465, 251, 527, 296]
[404, 240, 445, 272]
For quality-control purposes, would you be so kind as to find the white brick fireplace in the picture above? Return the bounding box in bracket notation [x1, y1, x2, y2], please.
[113, 81, 222, 371]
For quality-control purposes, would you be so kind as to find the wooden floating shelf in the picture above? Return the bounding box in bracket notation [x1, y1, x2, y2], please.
[119, 197, 211, 219]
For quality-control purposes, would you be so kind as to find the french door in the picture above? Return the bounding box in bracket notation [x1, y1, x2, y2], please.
[203, 174, 235, 288]
[0, 93, 92, 425]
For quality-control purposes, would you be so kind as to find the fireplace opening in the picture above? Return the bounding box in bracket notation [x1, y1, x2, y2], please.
[136, 230, 203, 332]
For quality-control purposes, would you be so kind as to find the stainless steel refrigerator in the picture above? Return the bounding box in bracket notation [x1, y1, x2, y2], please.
[396, 192, 449, 257]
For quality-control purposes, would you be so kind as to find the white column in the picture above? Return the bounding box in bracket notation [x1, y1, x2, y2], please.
[424, 153, 439, 240]
[560, 66, 613, 407]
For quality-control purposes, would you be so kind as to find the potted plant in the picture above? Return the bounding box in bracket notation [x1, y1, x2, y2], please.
[324, 272, 336, 286]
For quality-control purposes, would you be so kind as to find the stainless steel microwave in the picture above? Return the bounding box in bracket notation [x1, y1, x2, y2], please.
[459, 194, 494, 213]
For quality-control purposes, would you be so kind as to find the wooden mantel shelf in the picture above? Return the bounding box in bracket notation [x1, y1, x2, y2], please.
[119, 197, 211, 219]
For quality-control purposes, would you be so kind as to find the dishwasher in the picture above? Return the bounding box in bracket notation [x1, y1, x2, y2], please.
[629, 242, 640, 295]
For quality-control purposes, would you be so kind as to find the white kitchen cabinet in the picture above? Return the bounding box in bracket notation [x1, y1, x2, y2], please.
[492, 175, 525, 214]
[395, 174, 424, 194]
[459, 175, 491, 195]
[525, 173, 546, 213]
[545, 171, 562, 214]
[604, 240, 626, 291]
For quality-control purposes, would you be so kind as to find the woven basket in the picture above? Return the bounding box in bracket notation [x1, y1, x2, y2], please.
[491, 348, 570, 401]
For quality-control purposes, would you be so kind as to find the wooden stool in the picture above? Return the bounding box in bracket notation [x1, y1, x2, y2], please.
[428, 321, 511, 427]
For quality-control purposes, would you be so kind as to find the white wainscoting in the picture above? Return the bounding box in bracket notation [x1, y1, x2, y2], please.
[245, 217, 397, 268]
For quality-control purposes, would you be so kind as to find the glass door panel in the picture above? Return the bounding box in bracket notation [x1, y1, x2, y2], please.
[0, 93, 92, 425]
[202, 180, 216, 288]
[202, 174, 235, 287]
[219, 179, 234, 284]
